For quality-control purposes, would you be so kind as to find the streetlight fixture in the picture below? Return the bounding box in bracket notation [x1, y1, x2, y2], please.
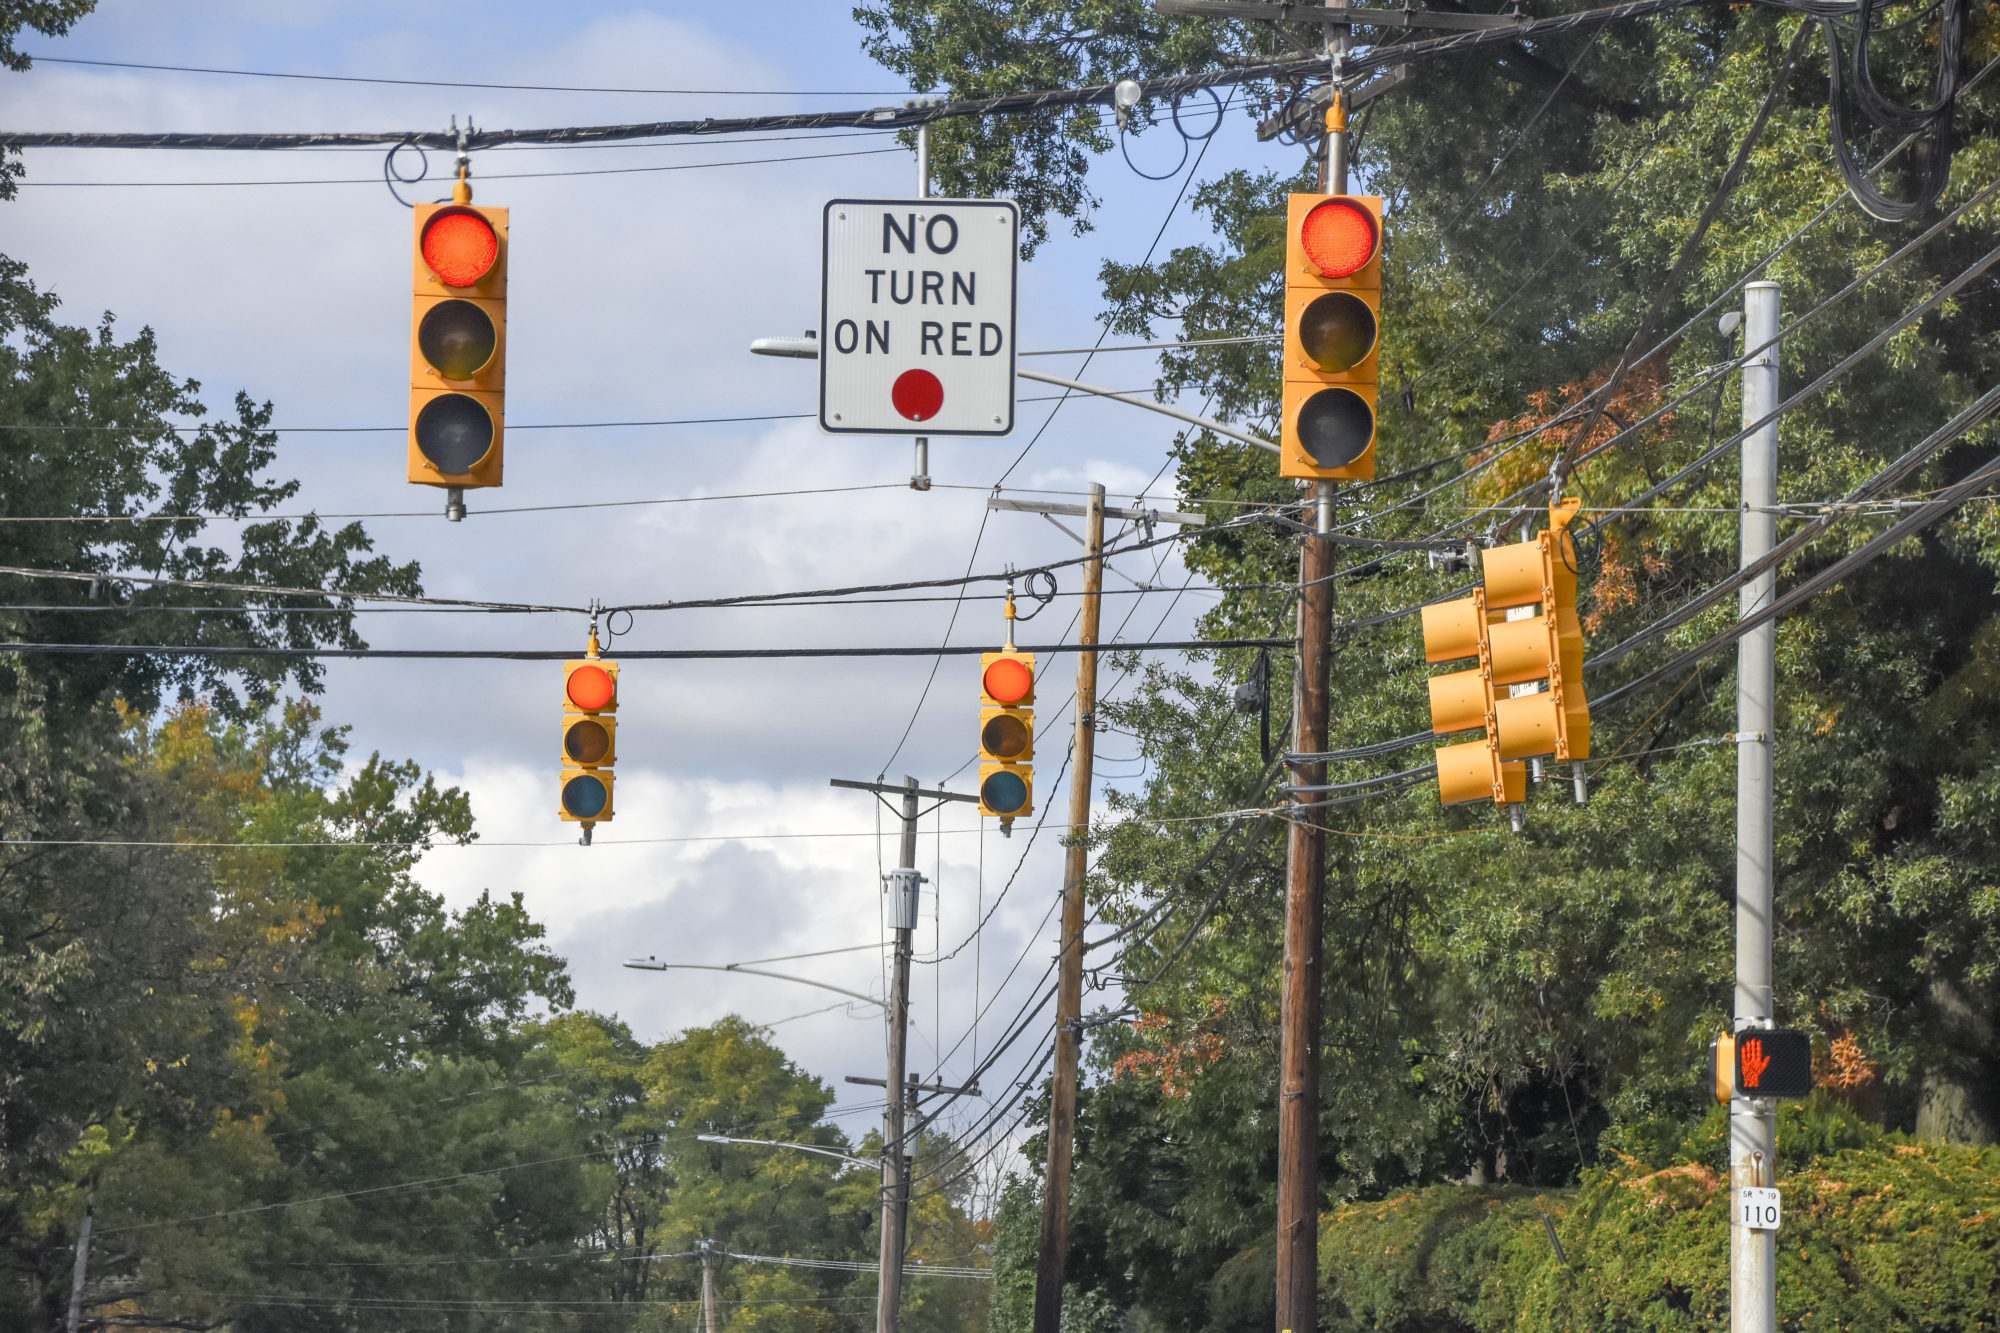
[695, 1133, 875, 1171]
[623, 957, 887, 1011]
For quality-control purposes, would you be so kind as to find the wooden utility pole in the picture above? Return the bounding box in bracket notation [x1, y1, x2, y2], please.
[1276, 8, 1345, 1330]
[1031, 483, 1107, 1333]
[830, 774, 981, 1333]
[700, 1239, 719, 1333]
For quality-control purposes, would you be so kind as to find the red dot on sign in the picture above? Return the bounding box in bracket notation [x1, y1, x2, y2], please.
[567, 664, 616, 711]
[892, 368, 945, 422]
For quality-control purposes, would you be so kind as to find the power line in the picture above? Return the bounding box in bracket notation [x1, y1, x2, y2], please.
[21, 53, 915, 97]
[14, 143, 910, 187]
[0, 637, 1288, 661]
[1, 1, 1725, 152]
[0, 386, 1161, 434]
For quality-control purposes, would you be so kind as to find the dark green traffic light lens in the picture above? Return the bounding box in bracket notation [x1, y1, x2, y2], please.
[982, 713, 1030, 760]
[562, 773, 608, 819]
[1298, 292, 1376, 373]
[414, 393, 495, 475]
[419, 299, 497, 379]
[1296, 388, 1374, 468]
[565, 718, 611, 765]
[980, 768, 1029, 816]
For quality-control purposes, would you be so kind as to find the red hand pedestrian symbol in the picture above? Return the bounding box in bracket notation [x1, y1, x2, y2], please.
[1741, 1037, 1771, 1089]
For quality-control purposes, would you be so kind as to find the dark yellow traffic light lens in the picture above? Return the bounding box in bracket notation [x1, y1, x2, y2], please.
[422, 208, 499, 287]
[561, 773, 609, 820]
[419, 300, 497, 379]
[982, 713, 1030, 760]
[1295, 387, 1374, 468]
[565, 718, 611, 765]
[1298, 292, 1376, 373]
[414, 394, 495, 475]
[1300, 198, 1378, 277]
[981, 769, 1029, 816]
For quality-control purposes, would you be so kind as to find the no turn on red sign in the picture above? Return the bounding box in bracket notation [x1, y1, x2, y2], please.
[819, 198, 1019, 436]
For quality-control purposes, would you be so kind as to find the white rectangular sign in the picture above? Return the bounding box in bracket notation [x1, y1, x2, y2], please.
[819, 198, 1018, 436]
[1736, 1187, 1782, 1231]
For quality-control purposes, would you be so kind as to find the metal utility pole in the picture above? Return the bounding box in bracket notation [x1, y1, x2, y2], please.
[65, 1205, 91, 1333]
[830, 774, 979, 1333]
[699, 1239, 719, 1333]
[1029, 484, 1106, 1333]
[1277, 11, 1344, 1330]
[910, 98, 943, 491]
[1731, 280, 1780, 1333]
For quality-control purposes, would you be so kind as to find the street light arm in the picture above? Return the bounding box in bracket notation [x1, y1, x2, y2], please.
[748, 336, 1279, 454]
[696, 1133, 876, 1170]
[622, 960, 888, 1010]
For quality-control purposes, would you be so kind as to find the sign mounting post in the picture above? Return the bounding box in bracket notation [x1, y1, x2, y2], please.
[820, 198, 1019, 436]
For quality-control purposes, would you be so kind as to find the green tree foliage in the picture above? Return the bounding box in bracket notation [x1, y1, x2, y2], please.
[856, 1, 2000, 1328]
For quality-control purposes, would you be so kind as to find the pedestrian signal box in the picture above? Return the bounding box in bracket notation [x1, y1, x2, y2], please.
[1733, 1028, 1813, 1098]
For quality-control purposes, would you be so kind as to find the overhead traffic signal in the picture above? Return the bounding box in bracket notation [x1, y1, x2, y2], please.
[1281, 192, 1382, 482]
[1419, 498, 1591, 813]
[409, 182, 508, 502]
[979, 648, 1035, 827]
[561, 638, 618, 841]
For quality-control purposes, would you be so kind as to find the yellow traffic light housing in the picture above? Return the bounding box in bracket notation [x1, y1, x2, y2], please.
[1281, 193, 1381, 482]
[409, 189, 508, 493]
[978, 604, 1036, 825]
[561, 641, 618, 838]
[1420, 499, 1591, 811]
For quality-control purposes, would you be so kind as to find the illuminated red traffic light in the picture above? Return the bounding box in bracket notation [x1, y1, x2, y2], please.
[983, 656, 1033, 706]
[1300, 198, 1378, 278]
[422, 209, 500, 287]
[567, 664, 617, 712]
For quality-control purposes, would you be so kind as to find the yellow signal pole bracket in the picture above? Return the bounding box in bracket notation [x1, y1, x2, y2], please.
[408, 198, 509, 495]
[1280, 191, 1382, 482]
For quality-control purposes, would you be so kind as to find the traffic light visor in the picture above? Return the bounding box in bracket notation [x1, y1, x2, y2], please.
[1295, 387, 1374, 468]
[1300, 199, 1378, 278]
[422, 208, 499, 287]
[561, 772, 609, 820]
[983, 657, 1033, 705]
[567, 664, 617, 711]
[414, 394, 495, 475]
[981, 767, 1030, 816]
[419, 300, 497, 379]
[1299, 292, 1377, 373]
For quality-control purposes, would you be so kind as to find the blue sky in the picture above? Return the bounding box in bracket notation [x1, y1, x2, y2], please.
[2, 0, 1300, 1166]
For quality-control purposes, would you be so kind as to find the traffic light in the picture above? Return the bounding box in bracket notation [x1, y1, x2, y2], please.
[1419, 499, 1591, 810]
[979, 649, 1034, 825]
[409, 188, 508, 495]
[561, 643, 618, 837]
[1281, 192, 1382, 482]
[1733, 1028, 1814, 1098]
